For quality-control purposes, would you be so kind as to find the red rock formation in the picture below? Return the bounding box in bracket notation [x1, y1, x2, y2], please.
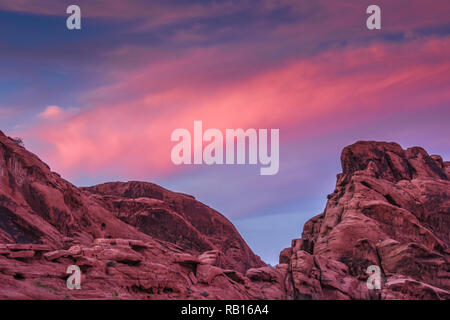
[0, 131, 290, 299]
[82, 181, 262, 273]
[1, 131, 448, 300]
[282, 141, 450, 300]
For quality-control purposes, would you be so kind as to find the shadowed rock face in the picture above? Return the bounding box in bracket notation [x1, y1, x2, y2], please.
[282, 141, 450, 300]
[82, 181, 264, 273]
[0, 131, 289, 300]
[0, 132, 449, 300]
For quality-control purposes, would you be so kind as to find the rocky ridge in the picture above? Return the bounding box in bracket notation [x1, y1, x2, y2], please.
[0, 131, 449, 300]
[0, 131, 286, 299]
[281, 141, 450, 299]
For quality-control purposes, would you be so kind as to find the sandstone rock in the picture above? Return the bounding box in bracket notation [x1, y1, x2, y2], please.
[128, 240, 150, 249]
[284, 141, 450, 299]
[195, 264, 225, 284]
[93, 238, 116, 246]
[97, 248, 142, 264]
[43, 250, 69, 261]
[0, 130, 266, 300]
[188, 271, 198, 285]
[7, 250, 35, 259]
[29, 244, 52, 251]
[198, 250, 219, 265]
[223, 270, 246, 284]
[174, 253, 200, 266]
[0, 134, 448, 300]
[245, 267, 279, 282]
[6, 244, 33, 251]
[84, 182, 264, 273]
[68, 245, 82, 256]
[279, 248, 292, 264]
[382, 275, 450, 300]
[290, 250, 322, 299]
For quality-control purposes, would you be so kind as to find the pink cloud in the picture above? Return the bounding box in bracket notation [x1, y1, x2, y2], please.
[16, 36, 450, 182]
[39, 105, 64, 119]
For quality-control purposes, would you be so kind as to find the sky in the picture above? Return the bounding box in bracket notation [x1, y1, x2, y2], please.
[0, 0, 449, 265]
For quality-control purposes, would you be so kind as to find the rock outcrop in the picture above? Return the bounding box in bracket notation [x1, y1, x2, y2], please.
[1, 131, 449, 300]
[282, 141, 450, 300]
[0, 131, 289, 299]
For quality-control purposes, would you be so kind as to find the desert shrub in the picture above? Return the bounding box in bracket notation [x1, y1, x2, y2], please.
[12, 137, 24, 147]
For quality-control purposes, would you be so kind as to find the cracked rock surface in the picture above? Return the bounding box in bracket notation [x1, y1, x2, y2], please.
[0, 131, 289, 299]
[0, 132, 448, 299]
[282, 141, 450, 299]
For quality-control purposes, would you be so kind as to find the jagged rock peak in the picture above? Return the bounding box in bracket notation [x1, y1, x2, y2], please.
[341, 141, 449, 181]
[1, 130, 277, 300]
[283, 141, 450, 300]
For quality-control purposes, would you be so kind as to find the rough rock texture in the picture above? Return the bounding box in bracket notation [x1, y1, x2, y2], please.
[81, 181, 262, 274]
[0, 131, 291, 299]
[1, 132, 449, 300]
[282, 141, 450, 300]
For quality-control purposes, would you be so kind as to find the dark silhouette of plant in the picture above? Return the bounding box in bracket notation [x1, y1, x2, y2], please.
[12, 137, 24, 147]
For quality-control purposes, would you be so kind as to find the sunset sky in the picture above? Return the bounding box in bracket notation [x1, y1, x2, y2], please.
[1, 0, 449, 264]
